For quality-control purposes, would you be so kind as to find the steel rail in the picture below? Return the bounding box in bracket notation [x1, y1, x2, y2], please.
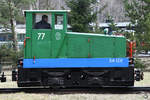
[0, 87, 150, 94]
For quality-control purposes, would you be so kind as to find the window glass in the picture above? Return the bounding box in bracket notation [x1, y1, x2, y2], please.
[33, 13, 52, 29]
[55, 14, 63, 30]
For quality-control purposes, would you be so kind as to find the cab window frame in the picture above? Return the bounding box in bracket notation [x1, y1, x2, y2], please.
[54, 14, 64, 30]
[32, 13, 52, 30]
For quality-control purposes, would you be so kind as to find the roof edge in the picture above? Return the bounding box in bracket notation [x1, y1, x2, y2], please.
[23, 10, 70, 13]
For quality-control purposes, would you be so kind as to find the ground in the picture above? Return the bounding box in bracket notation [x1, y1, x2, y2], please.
[0, 93, 150, 100]
[0, 71, 150, 100]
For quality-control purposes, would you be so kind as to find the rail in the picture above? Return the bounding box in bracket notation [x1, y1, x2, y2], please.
[0, 87, 150, 93]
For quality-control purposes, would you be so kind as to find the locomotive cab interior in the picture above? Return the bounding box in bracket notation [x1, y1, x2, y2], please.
[32, 13, 65, 30]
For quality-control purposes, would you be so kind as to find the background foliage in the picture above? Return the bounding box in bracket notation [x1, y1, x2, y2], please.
[124, 0, 150, 53]
[66, 0, 98, 32]
[0, 45, 23, 67]
[0, 0, 34, 51]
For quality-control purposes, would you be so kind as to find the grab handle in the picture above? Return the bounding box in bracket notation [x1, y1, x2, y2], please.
[24, 37, 30, 48]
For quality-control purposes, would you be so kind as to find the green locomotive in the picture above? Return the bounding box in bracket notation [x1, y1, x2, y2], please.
[17, 10, 142, 87]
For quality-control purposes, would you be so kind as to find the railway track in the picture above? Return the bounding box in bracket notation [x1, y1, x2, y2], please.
[136, 55, 150, 58]
[0, 87, 150, 94]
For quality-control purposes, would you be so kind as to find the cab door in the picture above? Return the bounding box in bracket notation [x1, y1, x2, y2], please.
[51, 13, 66, 57]
[31, 13, 52, 59]
[32, 29, 51, 58]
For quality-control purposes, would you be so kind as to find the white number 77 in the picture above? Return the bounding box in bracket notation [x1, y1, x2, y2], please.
[37, 33, 45, 40]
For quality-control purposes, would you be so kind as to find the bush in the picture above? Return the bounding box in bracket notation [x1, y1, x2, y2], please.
[0, 45, 23, 67]
[134, 58, 146, 70]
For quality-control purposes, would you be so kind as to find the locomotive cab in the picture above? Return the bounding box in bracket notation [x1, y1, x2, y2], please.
[24, 10, 68, 59]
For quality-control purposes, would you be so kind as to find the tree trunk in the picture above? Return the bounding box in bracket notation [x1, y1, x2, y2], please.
[30, 4, 33, 10]
[46, 0, 49, 10]
[10, 18, 18, 51]
[9, 2, 18, 51]
[36, 0, 40, 10]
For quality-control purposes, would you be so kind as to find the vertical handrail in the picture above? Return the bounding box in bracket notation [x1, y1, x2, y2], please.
[129, 42, 133, 58]
[24, 37, 30, 48]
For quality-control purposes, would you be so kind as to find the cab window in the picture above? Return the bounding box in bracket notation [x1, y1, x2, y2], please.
[55, 14, 64, 30]
[32, 13, 52, 29]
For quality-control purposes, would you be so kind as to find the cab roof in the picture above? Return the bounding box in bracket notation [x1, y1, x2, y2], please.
[24, 10, 70, 13]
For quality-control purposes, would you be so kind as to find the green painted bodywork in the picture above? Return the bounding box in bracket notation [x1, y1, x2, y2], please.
[24, 10, 126, 59]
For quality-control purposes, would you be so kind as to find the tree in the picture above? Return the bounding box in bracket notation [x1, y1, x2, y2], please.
[45, 0, 58, 10]
[0, 0, 34, 51]
[30, 0, 59, 10]
[124, 0, 150, 52]
[66, 0, 98, 32]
